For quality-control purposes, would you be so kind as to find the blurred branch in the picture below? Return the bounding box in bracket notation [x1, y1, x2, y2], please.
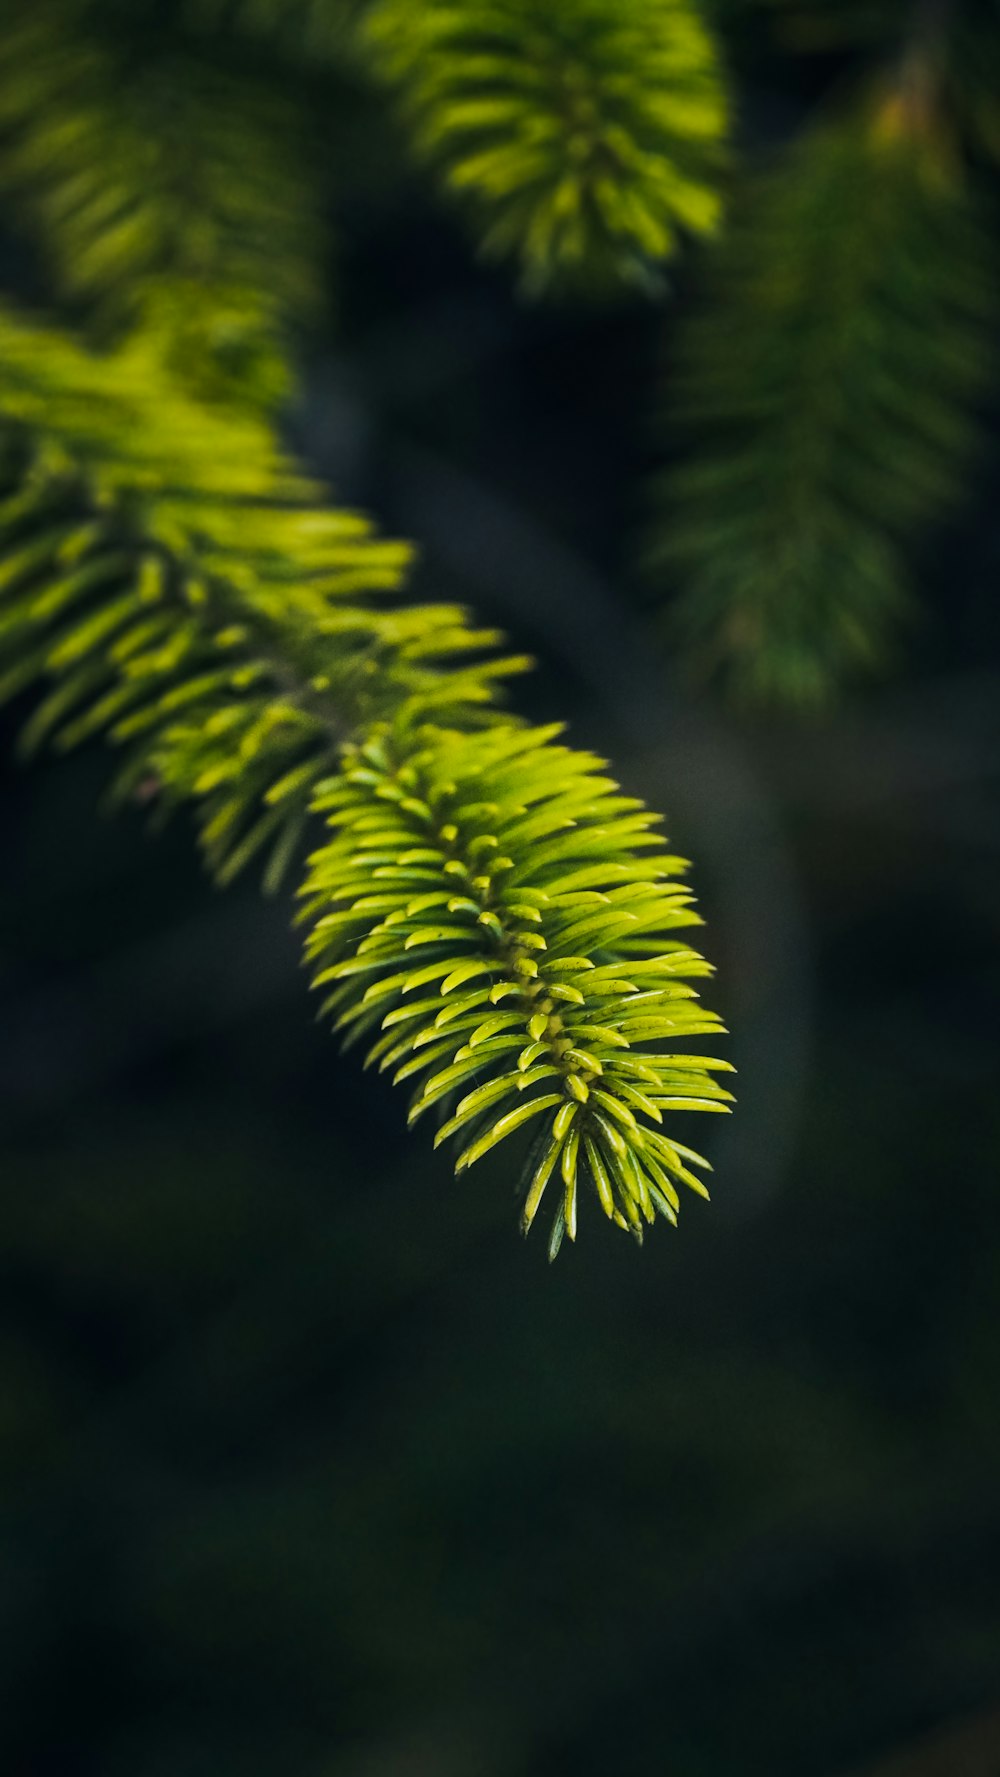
[645, 83, 997, 708]
[362, 0, 729, 295]
[0, 0, 326, 406]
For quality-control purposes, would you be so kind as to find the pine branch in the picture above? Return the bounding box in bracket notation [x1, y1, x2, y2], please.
[0, 0, 732, 1252]
[303, 721, 730, 1254]
[0, 298, 728, 1251]
[647, 89, 997, 707]
[0, 0, 324, 406]
[362, 0, 728, 295]
[0, 302, 527, 886]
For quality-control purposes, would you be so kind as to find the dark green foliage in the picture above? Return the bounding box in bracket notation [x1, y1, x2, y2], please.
[648, 92, 996, 707]
[0, 0, 737, 1254]
[0, 306, 527, 887]
[303, 722, 729, 1249]
[0, 0, 323, 405]
[1, 3, 999, 1765]
[0, 304, 727, 1244]
[363, 0, 728, 294]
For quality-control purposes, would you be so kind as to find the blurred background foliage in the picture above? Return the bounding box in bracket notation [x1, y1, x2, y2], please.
[1, 0, 999, 1773]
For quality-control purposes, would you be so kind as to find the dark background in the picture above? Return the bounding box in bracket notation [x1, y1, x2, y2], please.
[2, 34, 1000, 1777]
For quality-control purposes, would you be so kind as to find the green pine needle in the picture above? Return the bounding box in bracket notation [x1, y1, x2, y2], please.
[0, 0, 735, 1256]
[302, 721, 730, 1252]
[0, 302, 527, 888]
[363, 0, 728, 295]
[0, 0, 323, 405]
[647, 90, 996, 707]
[0, 305, 731, 1251]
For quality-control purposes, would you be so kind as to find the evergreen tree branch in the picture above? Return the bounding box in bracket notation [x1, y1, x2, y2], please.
[0, 303, 526, 884]
[362, 0, 728, 295]
[0, 0, 733, 1251]
[646, 86, 997, 707]
[0, 297, 727, 1251]
[0, 0, 325, 406]
[303, 721, 730, 1254]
